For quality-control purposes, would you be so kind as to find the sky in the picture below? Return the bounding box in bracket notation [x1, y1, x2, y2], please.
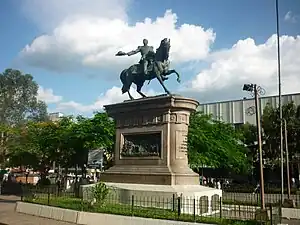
[0, 0, 299, 116]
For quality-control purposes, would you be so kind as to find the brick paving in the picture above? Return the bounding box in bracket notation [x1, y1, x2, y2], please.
[0, 195, 75, 225]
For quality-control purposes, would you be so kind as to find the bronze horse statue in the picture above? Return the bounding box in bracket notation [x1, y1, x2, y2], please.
[117, 38, 181, 100]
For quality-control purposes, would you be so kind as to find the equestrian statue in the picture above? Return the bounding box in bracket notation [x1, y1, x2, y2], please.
[116, 38, 181, 100]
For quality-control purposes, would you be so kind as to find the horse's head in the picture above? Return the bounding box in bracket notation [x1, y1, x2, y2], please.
[155, 38, 171, 62]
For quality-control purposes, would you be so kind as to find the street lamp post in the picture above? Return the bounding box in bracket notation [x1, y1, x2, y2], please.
[243, 83, 265, 210]
[275, 0, 284, 204]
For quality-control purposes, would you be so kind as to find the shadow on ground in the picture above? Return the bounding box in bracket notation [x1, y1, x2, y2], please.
[0, 199, 18, 204]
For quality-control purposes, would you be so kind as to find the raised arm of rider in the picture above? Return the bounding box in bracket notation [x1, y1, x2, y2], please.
[127, 46, 141, 56]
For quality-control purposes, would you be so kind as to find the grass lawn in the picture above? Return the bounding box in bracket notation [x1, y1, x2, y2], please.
[23, 195, 266, 225]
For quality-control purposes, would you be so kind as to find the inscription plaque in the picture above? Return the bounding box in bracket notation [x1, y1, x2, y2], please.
[175, 130, 188, 159]
[121, 132, 161, 157]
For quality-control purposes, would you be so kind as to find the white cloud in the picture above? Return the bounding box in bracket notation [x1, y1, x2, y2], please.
[19, 4, 215, 73]
[185, 35, 300, 101]
[37, 86, 63, 103]
[56, 86, 158, 113]
[18, 1, 300, 108]
[284, 11, 298, 23]
[19, 0, 130, 31]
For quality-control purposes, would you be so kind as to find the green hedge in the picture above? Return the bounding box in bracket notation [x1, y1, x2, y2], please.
[24, 196, 263, 225]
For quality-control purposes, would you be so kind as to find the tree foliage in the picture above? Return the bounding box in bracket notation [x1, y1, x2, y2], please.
[0, 68, 48, 166]
[5, 109, 250, 174]
[188, 112, 250, 173]
[239, 102, 300, 169]
[261, 102, 300, 167]
[6, 112, 115, 173]
[0, 68, 48, 125]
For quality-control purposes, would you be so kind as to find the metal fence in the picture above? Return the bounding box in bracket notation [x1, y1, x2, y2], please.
[20, 186, 283, 224]
[223, 192, 300, 206]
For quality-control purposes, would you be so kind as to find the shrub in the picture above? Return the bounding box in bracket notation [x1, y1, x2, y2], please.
[92, 182, 110, 206]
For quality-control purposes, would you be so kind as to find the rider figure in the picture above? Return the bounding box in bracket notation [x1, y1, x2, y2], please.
[126, 39, 154, 75]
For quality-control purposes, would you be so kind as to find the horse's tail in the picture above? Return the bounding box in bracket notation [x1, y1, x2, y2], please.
[120, 69, 131, 94]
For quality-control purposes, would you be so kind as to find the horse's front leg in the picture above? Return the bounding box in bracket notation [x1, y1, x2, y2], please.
[156, 73, 171, 95]
[164, 69, 181, 83]
[127, 90, 134, 100]
[136, 82, 147, 98]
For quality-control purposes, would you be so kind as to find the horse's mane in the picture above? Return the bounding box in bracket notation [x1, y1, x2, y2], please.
[155, 39, 169, 62]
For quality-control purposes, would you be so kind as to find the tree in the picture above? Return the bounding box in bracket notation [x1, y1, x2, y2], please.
[6, 112, 115, 174]
[8, 121, 60, 176]
[88, 112, 115, 153]
[65, 112, 114, 172]
[55, 116, 77, 170]
[0, 124, 13, 165]
[0, 68, 48, 166]
[239, 102, 300, 170]
[262, 102, 300, 167]
[188, 112, 250, 173]
[0, 69, 48, 125]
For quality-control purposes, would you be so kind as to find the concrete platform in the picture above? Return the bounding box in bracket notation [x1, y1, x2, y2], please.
[82, 182, 222, 215]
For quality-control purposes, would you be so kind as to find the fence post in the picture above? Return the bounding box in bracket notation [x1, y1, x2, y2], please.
[270, 204, 273, 225]
[219, 197, 222, 218]
[131, 195, 134, 216]
[193, 198, 196, 222]
[278, 199, 282, 224]
[172, 194, 175, 211]
[81, 194, 84, 211]
[47, 187, 50, 205]
[177, 197, 181, 218]
[21, 189, 23, 201]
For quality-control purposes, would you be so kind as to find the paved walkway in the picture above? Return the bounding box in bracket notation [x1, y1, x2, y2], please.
[0, 195, 75, 225]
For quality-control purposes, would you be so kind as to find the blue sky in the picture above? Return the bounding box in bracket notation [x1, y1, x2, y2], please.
[0, 0, 299, 116]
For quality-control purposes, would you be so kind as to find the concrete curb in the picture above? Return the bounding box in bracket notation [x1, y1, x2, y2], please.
[15, 201, 214, 225]
[15, 201, 78, 224]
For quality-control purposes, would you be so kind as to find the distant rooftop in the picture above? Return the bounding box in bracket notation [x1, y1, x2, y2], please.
[200, 92, 300, 105]
[48, 112, 64, 121]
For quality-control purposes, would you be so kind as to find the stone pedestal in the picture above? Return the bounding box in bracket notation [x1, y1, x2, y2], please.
[100, 95, 199, 185]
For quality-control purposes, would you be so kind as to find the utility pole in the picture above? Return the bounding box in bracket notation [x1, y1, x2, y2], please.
[284, 119, 291, 199]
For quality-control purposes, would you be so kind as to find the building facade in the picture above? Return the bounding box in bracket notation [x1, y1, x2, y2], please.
[48, 112, 64, 122]
[198, 93, 300, 126]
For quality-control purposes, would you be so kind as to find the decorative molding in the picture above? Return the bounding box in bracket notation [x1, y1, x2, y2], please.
[170, 113, 177, 122]
[116, 113, 189, 128]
